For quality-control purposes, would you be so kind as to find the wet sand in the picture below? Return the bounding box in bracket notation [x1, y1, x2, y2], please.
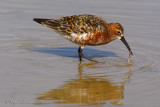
[0, 0, 160, 107]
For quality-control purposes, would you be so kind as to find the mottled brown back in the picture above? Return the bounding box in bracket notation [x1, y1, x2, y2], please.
[33, 14, 108, 36]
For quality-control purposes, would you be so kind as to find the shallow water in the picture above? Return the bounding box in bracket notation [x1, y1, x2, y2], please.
[0, 0, 160, 107]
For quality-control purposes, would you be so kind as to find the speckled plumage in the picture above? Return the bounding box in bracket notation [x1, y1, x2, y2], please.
[34, 15, 122, 46]
[33, 14, 132, 61]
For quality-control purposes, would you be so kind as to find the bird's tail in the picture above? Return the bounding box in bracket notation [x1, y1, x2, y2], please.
[33, 18, 61, 28]
[33, 18, 49, 24]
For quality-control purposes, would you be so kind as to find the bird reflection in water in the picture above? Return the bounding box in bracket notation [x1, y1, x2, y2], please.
[37, 61, 132, 106]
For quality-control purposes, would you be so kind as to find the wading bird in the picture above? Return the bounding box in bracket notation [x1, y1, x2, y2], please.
[33, 14, 133, 62]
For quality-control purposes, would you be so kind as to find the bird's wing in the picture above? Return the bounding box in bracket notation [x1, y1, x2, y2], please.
[33, 14, 107, 36]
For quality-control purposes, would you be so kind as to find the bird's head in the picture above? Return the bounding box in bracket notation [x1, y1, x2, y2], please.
[107, 23, 133, 56]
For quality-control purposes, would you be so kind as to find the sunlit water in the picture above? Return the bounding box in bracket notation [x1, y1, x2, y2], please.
[0, 0, 160, 107]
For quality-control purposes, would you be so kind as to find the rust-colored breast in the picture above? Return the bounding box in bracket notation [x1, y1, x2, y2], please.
[83, 31, 111, 46]
[65, 30, 111, 46]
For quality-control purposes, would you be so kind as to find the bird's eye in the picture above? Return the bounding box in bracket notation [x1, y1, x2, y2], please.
[117, 30, 121, 34]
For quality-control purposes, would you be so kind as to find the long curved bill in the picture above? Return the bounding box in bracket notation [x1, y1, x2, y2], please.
[120, 36, 133, 56]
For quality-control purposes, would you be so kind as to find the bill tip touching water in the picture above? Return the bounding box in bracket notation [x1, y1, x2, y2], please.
[128, 50, 133, 63]
[33, 14, 133, 62]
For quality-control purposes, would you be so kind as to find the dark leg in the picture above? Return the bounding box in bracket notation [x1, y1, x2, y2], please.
[78, 46, 97, 62]
[78, 47, 82, 61]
